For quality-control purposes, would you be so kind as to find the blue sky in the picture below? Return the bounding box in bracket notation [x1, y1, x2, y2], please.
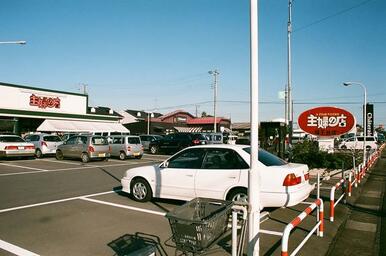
[1, 0, 385, 126]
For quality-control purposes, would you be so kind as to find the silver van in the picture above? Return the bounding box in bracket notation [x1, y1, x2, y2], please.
[109, 135, 144, 160]
[56, 135, 110, 163]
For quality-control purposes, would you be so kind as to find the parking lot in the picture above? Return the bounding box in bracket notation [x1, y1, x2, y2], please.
[0, 153, 380, 256]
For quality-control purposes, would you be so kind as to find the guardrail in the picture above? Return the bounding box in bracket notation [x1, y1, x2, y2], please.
[329, 178, 345, 222]
[281, 198, 324, 256]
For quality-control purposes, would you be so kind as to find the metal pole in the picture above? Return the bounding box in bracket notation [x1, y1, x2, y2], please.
[214, 71, 218, 133]
[287, 0, 293, 145]
[147, 112, 150, 135]
[209, 70, 219, 133]
[248, 0, 260, 255]
[363, 87, 367, 165]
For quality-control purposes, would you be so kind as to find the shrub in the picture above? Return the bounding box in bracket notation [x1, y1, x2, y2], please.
[291, 140, 361, 169]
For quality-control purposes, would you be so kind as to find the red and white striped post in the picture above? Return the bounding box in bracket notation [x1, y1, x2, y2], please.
[281, 198, 323, 256]
[330, 178, 345, 222]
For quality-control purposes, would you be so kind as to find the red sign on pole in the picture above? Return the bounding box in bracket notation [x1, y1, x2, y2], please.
[298, 106, 355, 137]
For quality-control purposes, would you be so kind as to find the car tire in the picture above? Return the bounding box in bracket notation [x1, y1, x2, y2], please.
[56, 150, 64, 160]
[103, 157, 109, 162]
[135, 155, 142, 160]
[130, 178, 152, 202]
[119, 152, 126, 160]
[341, 145, 347, 150]
[81, 153, 90, 163]
[35, 149, 43, 158]
[150, 145, 158, 154]
[227, 188, 248, 203]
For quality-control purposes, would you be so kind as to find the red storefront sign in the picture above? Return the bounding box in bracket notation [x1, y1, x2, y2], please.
[298, 106, 355, 137]
[29, 94, 61, 109]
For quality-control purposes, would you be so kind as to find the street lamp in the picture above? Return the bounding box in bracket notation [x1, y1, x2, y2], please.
[208, 69, 219, 133]
[343, 81, 367, 165]
[0, 41, 26, 45]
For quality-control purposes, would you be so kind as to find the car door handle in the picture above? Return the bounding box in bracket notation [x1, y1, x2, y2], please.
[228, 176, 237, 179]
[186, 174, 194, 177]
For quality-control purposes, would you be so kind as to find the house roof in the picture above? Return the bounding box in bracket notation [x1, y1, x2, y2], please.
[160, 109, 195, 121]
[87, 106, 122, 118]
[187, 117, 230, 125]
[124, 109, 163, 119]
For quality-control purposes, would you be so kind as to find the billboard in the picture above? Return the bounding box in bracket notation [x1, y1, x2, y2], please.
[298, 106, 355, 137]
[366, 103, 374, 136]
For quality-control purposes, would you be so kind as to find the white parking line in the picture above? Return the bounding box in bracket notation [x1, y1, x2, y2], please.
[0, 239, 39, 256]
[0, 162, 47, 171]
[0, 160, 157, 177]
[80, 197, 166, 216]
[0, 191, 115, 213]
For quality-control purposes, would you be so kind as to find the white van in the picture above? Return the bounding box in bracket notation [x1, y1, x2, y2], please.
[339, 136, 378, 150]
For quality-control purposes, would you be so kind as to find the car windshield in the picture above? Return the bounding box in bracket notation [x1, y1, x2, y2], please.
[0, 136, 25, 143]
[127, 137, 141, 144]
[43, 136, 62, 142]
[92, 137, 108, 145]
[243, 147, 287, 166]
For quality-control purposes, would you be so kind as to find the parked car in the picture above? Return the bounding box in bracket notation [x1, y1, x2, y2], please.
[203, 133, 223, 144]
[24, 133, 63, 158]
[56, 135, 110, 163]
[109, 135, 144, 160]
[139, 134, 164, 151]
[148, 133, 208, 154]
[338, 136, 378, 150]
[121, 144, 313, 209]
[0, 134, 35, 158]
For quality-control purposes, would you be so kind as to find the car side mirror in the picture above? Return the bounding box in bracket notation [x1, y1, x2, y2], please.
[160, 161, 169, 168]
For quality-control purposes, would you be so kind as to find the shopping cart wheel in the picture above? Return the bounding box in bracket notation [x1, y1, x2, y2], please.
[130, 178, 152, 202]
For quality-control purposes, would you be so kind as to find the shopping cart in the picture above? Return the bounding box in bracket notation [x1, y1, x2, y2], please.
[165, 197, 233, 255]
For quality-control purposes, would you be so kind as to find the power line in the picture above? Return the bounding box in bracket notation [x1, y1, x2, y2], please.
[294, 0, 375, 33]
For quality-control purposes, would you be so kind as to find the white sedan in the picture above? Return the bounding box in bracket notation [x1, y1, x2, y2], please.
[121, 144, 314, 209]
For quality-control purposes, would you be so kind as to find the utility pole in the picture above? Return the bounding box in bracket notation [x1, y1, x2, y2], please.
[208, 69, 219, 133]
[80, 83, 88, 95]
[287, 0, 293, 147]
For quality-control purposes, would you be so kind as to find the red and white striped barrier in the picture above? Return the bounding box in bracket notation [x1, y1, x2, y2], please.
[330, 178, 346, 222]
[281, 198, 324, 256]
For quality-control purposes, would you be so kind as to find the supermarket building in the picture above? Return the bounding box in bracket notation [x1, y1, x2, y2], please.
[0, 82, 128, 135]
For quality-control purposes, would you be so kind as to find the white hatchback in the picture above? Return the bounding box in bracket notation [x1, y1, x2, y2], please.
[121, 144, 314, 209]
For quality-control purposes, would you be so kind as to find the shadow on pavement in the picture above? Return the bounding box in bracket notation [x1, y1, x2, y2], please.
[108, 232, 168, 256]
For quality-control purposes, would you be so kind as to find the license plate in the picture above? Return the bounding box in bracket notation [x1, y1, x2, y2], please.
[18, 146, 24, 150]
[133, 152, 140, 156]
[98, 153, 105, 157]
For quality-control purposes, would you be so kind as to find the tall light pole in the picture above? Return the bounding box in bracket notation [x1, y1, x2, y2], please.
[287, 0, 293, 145]
[343, 81, 367, 165]
[248, 0, 260, 254]
[208, 69, 219, 133]
[1, 40, 27, 135]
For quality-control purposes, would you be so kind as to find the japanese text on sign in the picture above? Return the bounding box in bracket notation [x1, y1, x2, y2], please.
[307, 114, 347, 129]
[29, 94, 61, 109]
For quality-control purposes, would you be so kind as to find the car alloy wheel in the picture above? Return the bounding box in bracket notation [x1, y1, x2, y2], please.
[81, 153, 90, 163]
[227, 188, 248, 203]
[130, 178, 152, 202]
[119, 152, 126, 160]
[150, 146, 158, 154]
[56, 150, 64, 160]
[35, 149, 43, 158]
